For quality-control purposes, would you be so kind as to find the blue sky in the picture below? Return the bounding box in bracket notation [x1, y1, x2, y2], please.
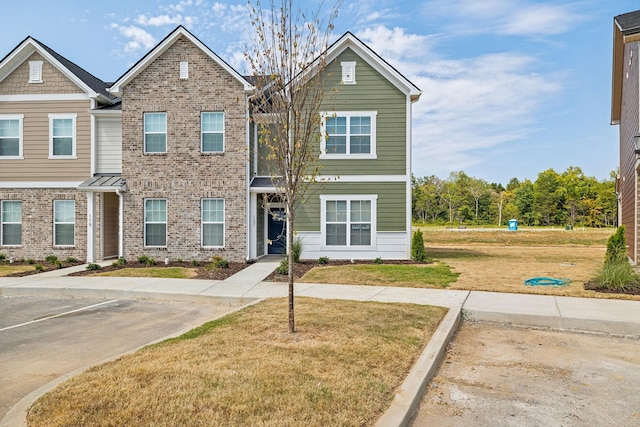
[1, 0, 636, 185]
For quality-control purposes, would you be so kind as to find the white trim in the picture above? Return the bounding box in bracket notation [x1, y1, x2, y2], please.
[143, 112, 167, 154]
[316, 175, 406, 182]
[144, 198, 167, 248]
[201, 198, 225, 248]
[246, 96, 252, 260]
[200, 112, 225, 153]
[0, 181, 82, 188]
[0, 200, 22, 247]
[320, 111, 377, 159]
[0, 94, 90, 102]
[53, 199, 75, 247]
[406, 93, 413, 258]
[29, 60, 43, 83]
[86, 192, 95, 262]
[90, 100, 96, 175]
[48, 113, 77, 159]
[90, 109, 122, 117]
[320, 194, 377, 250]
[253, 123, 258, 176]
[0, 114, 24, 159]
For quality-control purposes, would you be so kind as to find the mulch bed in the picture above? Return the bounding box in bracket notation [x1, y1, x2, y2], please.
[3, 260, 85, 277]
[583, 281, 640, 295]
[68, 261, 248, 280]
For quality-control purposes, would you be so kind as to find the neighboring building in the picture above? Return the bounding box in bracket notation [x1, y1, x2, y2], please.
[612, 10, 640, 263]
[0, 27, 420, 263]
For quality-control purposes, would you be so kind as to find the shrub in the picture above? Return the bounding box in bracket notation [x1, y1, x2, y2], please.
[19, 257, 26, 263]
[86, 263, 102, 271]
[605, 226, 628, 264]
[145, 257, 156, 267]
[34, 264, 44, 272]
[292, 237, 303, 263]
[593, 261, 639, 292]
[55, 261, 62, 269]
[27, 258, 35, 264]
[411, 230, 426, 262]
[374, 257, 383, 264]
[212, 256, 229, 268]
[191, 260, 200, 266]
[137, 255, 150, 264]
[45, 254, 58, 264]
[0, 253, 6, 261]
[318, 256, 329, 265]
[276, 258, 288, 275]
[115, 257, 127, 266]
[177, 257, 184, 263]
[65, 256, 78, 263]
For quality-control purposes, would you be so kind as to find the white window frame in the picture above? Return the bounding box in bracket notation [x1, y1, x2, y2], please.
[0, 114, 24, 159]
[53, 200, 75, 247]
[143, 112, 167, 154]
[341, 61, 356, 85]
[201, 198, 225, 248]
[201, 112, 225, 153]
[48, 113, 77, 159]
[1, 200, 22, 246]
[144, 198, 167, 247]
[29, 61, 43, 83]
[320, 195, 377, 249]
[320, 111, 377, 160]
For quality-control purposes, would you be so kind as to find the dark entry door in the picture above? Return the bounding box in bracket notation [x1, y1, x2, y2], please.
[267, 208, 287, 254]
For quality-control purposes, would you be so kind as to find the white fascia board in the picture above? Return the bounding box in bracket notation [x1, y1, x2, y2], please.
[90, 109, 122, 117]
[109, 27, 254, 96]
[315, 175, 407, 182]
[0, 181, 83, 188]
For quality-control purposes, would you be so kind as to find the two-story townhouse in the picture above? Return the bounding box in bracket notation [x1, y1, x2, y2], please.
[248, 32, 421, 260]
[0, 37, 117, 261]
[612, 10, 640, 263]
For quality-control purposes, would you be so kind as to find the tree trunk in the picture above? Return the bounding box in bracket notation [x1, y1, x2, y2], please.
[287, 207, 295, 333]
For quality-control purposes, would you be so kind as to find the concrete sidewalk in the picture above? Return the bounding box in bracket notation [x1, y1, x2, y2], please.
[2, 260, 640, 427]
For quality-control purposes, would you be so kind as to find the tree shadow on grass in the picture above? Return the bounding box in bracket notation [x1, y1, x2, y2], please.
[425, 247, 492, 259]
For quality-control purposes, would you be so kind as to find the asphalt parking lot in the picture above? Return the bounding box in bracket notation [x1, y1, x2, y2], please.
[0, 295, 249, 421]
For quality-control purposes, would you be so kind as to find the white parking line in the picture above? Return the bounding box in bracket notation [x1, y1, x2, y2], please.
[0, 299, 119, 332]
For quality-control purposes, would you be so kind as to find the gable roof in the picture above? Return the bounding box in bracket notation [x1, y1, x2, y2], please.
[0, 36, 114, 103]
[612, 10, 640, 124]
[324, 32, 422, 102]
[109, 26, 254, 96]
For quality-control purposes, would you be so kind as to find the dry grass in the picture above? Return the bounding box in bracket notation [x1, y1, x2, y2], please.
[0, 265, 33, 276]
[94, 267, 198, 279]
[28, 298, 446, 427]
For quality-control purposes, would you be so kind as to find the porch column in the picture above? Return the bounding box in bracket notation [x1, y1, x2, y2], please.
[86, 192, 95, 262]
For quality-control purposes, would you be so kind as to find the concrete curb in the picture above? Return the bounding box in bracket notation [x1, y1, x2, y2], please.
[374, 305, 462, 427]
[0, 297, 265, 427]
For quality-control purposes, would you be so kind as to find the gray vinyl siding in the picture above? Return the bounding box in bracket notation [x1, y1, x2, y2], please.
[318, 48, 407, 175]
[294, 182, 406, 232]
[0, 99, 92, 180]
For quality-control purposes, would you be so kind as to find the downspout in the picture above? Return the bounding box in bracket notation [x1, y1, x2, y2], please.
[116, 188, 124, 259]
[245, 92, 253, 261]
[405, 94, 412, 260]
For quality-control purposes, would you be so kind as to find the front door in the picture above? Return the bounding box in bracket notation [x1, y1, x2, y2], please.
[267, 208, 287, 254]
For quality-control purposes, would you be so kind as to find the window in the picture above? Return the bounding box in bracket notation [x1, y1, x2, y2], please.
[321, 195, 376, 248]
[341, 61, 356, 84]
[144, 113, 167, 153]
[0, 115, 23, 158]
[29, 61, 43, 83]
[54, 200, 75, 246]
[1, 201, 21, 246]
[321, 111, 376, 159]
[202, 198, 224, 247]
[144, 199, 167, 247]
[49, 114, 76, 158]
[201, 112, 224, 153]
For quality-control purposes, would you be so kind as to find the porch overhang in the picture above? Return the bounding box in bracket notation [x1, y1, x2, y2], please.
[78, 174, 127, 192]
[249, 176, 283, 193]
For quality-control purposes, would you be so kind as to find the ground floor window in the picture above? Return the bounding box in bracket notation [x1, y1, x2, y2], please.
[144, 199, 167, 247]
[1, 200, 21, 245]
[321, 195, 376, 247]
[54, 200, 75, 246]
[202, 198, 224, 247]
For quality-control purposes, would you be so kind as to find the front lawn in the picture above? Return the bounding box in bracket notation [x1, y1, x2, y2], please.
[93, 267, 198, 279]
[28, 298, 446, 427]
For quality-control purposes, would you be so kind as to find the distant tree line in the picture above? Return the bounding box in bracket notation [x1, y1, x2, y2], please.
[412, 167, 617, 227]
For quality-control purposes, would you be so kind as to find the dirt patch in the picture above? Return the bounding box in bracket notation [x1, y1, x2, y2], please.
[412, 321, 640, 426]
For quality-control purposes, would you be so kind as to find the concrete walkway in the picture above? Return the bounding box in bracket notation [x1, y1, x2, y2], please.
[2, 260, 640, 427]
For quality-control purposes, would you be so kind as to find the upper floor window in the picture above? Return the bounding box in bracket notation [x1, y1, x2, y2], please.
[1, 200, 22, 246]
[29, 61, 43, 83]
[144, 112, 167, 153]
[320, 111, 377, 159]
[201, 112, 224, 153]
[49, 114, 77, 158]
[0, 115, 23, 159]
[53, 200, 75, 246]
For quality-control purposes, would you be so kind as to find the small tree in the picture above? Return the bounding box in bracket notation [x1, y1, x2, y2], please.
[605, 225, 627, 264]
[411, 230, 426, 262]
[245, 0, 340, 332]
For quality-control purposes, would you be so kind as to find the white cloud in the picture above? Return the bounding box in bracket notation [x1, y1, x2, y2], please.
[136, 14, 194, 27]
[357, 26, 432, 60]
[110, 24, 156, 53]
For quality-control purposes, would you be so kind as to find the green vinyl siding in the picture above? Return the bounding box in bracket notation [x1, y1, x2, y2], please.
[318, 48, 406, 175]
[294, 182, 406, 232]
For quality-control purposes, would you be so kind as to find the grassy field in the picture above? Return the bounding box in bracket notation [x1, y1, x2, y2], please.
[28, 298, 446, 427]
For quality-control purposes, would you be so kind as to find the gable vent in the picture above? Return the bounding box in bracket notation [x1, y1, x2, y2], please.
[341, 61, 356, 85]
[29, 61, 43, 83]
[180, 61, 189, 79]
